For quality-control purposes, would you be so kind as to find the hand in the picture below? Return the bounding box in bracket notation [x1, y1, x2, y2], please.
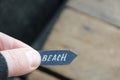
[0, 32, 41, 77]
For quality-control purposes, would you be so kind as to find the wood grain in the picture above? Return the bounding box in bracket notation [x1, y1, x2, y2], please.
[42, 8, 120, 80]
[68, 0, 120, 27]
[27, 70, 57, 80]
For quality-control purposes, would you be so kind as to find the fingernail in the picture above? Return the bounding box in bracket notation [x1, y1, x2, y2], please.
[25, 50, 40, 69]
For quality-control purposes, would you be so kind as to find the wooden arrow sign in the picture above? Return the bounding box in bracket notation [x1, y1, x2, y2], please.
[39, 50, 77, 66]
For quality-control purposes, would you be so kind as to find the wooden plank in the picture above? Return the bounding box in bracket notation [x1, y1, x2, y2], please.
[68, 0, 120, 27]
[42, 7, 120, 80]
[27, 70, 57, 80]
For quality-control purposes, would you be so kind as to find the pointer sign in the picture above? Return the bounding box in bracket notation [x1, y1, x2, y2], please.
[39, 50, 77, 66]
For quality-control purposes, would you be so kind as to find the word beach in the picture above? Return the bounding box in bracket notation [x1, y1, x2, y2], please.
[42, 53, 67, 62]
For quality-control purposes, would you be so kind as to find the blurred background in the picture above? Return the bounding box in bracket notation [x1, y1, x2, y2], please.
[1, 0, 120, 80]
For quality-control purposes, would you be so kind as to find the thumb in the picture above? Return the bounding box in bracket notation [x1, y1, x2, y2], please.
[0, 48, 41, 77]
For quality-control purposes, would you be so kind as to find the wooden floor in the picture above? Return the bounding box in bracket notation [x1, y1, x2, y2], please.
[28, 0, 120, 80]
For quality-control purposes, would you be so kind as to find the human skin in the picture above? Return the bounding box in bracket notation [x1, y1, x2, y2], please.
[0, 32, 41, 77]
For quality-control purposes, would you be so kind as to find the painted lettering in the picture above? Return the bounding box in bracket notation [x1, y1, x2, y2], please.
[42, 55, 47, 61]
[42, 53, 67, 62]
[61, 53, 67, 61]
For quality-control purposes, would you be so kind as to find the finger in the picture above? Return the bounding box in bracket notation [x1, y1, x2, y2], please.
[0, 32, 31, 50]
[1, 48, 41, 77]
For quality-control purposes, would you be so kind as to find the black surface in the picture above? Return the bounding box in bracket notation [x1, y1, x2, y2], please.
[0, 0, 61, 45]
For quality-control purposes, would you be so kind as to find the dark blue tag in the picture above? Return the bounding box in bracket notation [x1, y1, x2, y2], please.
[39, 50, 77, 66]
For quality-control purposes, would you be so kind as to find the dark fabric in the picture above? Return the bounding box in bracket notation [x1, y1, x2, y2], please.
[0, 53, 8, 80]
